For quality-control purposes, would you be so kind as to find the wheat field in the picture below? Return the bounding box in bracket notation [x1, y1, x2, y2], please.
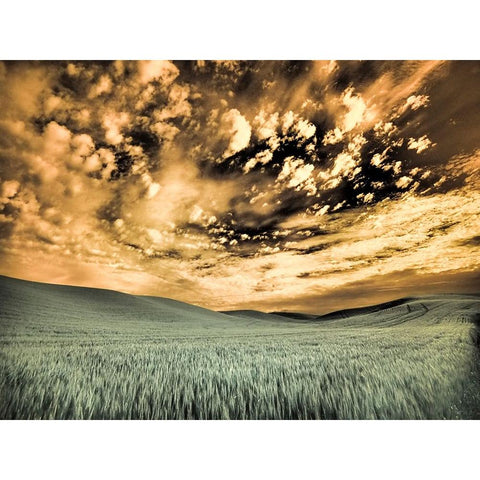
[1, 275, 479, 419]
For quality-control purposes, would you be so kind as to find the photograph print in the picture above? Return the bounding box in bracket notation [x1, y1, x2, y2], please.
[0, 60, 479, 420]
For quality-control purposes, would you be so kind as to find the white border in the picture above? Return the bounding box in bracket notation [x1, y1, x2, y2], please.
[0, 1, 478, 59]
[1, 420, 478, 479]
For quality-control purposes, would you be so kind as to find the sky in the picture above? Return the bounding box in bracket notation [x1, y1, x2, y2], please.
[0, 60, 479, 313]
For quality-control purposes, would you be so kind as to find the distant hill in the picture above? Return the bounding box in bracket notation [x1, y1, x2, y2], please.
[1, 274, 479, 333]
[220, 310, 300, 323]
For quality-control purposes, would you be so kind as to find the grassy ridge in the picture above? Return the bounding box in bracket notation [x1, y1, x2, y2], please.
[1, 276, 479, 419]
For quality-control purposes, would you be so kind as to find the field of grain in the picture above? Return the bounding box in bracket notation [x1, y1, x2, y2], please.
[1, 275, 479, 419]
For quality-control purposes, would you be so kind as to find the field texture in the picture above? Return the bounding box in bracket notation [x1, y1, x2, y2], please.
[1, 275, 479, 419]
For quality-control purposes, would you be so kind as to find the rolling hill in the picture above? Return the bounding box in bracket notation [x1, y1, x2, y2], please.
[1, 274, 479, 419]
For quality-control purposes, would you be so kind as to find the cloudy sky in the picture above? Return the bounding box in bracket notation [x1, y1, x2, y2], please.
[0, 60, 479, 313]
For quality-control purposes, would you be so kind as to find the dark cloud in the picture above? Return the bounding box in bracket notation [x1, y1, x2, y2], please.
[0, 221, 14, 240]
[458, 235, 480, 247]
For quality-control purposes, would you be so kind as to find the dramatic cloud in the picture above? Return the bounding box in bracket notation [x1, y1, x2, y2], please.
[137, 60, 179, 86]
[0, 61, 479, 312]
[407, 135, 435, 154]
[221, 108, 252, 158]
[399, 94, 430, 114]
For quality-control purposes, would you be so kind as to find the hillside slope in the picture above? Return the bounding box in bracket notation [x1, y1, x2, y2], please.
[1, 275, 480, 419]
[0, 275, 240, 337]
